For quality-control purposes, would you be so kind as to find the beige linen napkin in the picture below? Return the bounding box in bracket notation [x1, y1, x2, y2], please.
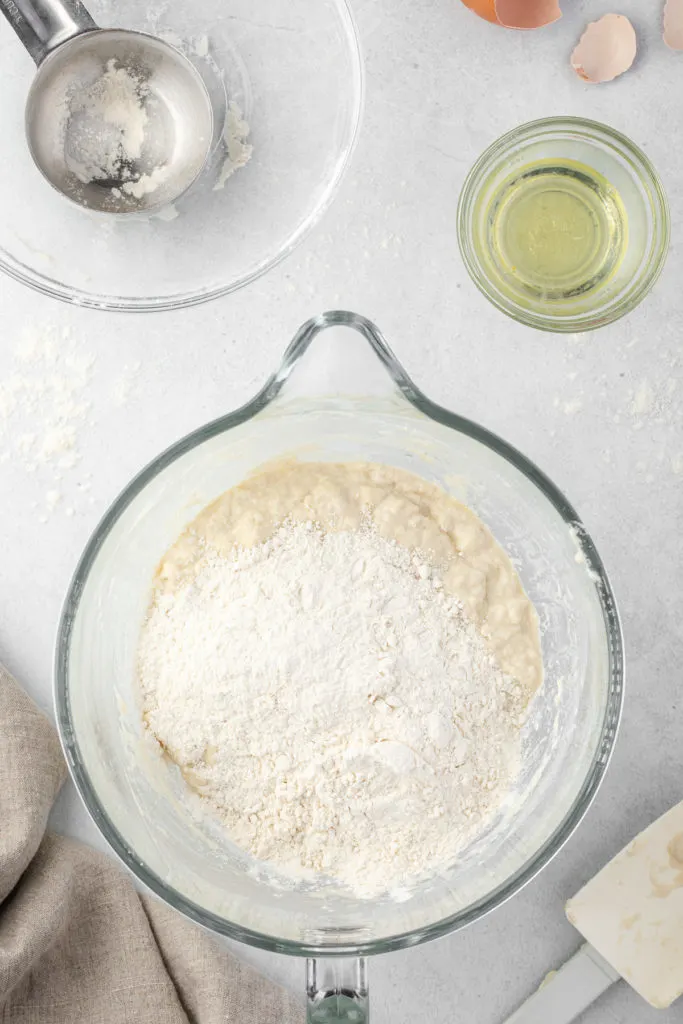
[0, 664, 302, 1023]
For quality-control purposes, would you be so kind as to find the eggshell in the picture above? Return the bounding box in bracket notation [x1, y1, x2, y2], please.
[571, 14, 637, 83]
[495, 0, 562, 29]
[663, 0, 683, 50]
[461, 0, 499, 24]
[460, 0, 561, 28]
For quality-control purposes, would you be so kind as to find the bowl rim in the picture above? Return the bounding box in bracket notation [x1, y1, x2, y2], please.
[457, 115, 671, 334]
[54, 310, 625, 957]
[1, 0, 365, 312]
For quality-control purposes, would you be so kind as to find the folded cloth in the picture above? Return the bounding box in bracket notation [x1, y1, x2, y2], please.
[0, 665, 302, 1023]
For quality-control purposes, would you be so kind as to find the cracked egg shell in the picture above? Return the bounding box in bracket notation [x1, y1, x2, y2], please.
[495, 0, 561, 29]
[461, 0, 561, 28]
[461, 0, 498, 24]
[571, 14, 637, 83]
[663, 0, 683, 50]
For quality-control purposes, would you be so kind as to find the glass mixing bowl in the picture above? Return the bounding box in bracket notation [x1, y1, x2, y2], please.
[55, 312, 623, 1020]
[0, 0, 363, 311]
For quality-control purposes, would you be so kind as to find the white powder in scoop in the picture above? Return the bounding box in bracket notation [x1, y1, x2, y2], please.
[122, 164, 171, 199]
[62, 59, 172, 200]
[139, 521, 528, 896]
[64, 59, 150, 186]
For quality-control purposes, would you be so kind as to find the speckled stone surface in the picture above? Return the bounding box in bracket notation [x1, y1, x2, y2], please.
[1, 1, 681, 1020]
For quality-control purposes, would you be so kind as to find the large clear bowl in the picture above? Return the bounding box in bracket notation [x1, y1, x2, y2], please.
[55, 312, 623, 1016]
[0, 0, 363, 311]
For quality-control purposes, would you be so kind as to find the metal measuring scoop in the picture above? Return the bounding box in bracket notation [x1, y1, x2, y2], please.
[0, 0, 213, 213]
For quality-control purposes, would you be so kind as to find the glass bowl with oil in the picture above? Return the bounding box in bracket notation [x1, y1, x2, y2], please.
[457, 117, 670, 333]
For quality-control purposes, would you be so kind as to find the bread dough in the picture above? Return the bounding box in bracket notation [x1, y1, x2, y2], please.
[156, 460, 542, 695]
[139, 461, 544, 893]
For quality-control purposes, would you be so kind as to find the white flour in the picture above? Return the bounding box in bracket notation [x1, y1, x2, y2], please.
[214, 101, 253, 191]
[154, 30, 253, 195]
[0, 324, 140, 520]
[64, 59, 152, 189]
[121, 165, 170, 199]
[60, 48, 253, 202]
[0, 325, 93, 518]
[139, 520, 528, 896]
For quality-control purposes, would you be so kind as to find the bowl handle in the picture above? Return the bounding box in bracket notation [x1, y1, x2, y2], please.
[306, 956, 369, 1023]
[266, 310, 418, 409]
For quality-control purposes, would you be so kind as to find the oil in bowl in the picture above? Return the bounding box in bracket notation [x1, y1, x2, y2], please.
[458, 119, 669, 333]
[488, 158, 627, 303]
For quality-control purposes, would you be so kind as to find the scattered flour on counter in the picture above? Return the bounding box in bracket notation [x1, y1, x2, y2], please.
[45, 489, 62, 514]
[0, 326, 94, 518]
[0, 326, 92, 469]
[154, 203, 179, 222]
[554, 396, 583, 416]
[193, 34, 209, 58]
[214, 101, 253, 191]
[112, 360, 142, 406]
[626, 376, 679, 430]
[631, 378, 656, 419]
[0, 325, 142, 519]
[551, 330, 682, 477]
[139, 518, 531, 897]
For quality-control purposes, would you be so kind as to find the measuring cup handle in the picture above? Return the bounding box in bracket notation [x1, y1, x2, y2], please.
[0, 0, 96, 64]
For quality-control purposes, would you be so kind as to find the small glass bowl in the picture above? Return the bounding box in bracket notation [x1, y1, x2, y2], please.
[457, 117, 670, 333]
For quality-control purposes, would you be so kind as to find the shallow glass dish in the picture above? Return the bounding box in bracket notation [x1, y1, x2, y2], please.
[0, 0, 363, 311]
[458, 117, 670, 333]
[56, 311, 623, 1019]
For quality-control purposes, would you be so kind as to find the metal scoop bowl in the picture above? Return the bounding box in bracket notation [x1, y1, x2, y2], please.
[1, 0, 213, 213]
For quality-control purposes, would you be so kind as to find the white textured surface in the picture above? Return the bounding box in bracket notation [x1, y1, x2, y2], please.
[0, 0, 681, 1020]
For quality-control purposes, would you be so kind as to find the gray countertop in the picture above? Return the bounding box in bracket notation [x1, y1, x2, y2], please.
[1, 0, 681, 1020]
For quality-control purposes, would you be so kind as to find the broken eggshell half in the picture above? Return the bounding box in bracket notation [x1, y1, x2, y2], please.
[571, 13, 637, 83]
[461, 0, 561, 29]
[663, 0, 683, 50]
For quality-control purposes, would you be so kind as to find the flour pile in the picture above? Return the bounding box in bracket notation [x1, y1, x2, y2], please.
[63, 59, 168, 198]
[139, 521, 529, 896]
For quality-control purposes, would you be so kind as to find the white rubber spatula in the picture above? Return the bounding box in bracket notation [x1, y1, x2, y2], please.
[503, 800, 683, 1022]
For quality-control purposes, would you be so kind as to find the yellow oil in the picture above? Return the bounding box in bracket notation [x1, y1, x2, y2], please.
[484, 158, 628, 305]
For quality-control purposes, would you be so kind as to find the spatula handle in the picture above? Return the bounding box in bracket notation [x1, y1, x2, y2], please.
[502, 943, 619, 1024]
